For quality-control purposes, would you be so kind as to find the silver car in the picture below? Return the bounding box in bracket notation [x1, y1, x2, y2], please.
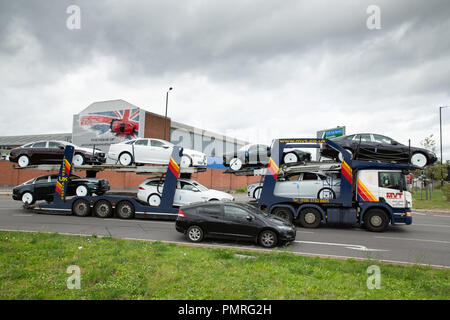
[247, 172, 341, 200]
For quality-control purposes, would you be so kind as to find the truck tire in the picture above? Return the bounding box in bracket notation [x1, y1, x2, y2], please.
[298, 207, 322, 228]
[72, 199, 91, 217]
[94, 200, 113, 218]
[116, 201, 135, 219]
[272, 207, 293, 223]
[364, 209, 389, 232]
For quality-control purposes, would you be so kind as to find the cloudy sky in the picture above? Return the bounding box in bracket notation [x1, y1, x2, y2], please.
[1, 0, 449, 159]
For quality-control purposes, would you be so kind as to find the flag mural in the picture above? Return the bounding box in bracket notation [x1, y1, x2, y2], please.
[79, 108, 140, 139]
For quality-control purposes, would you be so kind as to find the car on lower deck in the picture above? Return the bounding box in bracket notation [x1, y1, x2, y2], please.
[137, 178, 234, 206]
[320, 133, 437, 168]
[9, 140, 106, 167]
[247, 171, 341, 200]
[12, 174, 110, 205]
[176, 202, 296, 248]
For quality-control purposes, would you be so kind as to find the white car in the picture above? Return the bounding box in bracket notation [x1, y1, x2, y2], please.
[137, 178, 234, 206]
[107, 138, 207, 167]
[247, 172, 341, 200]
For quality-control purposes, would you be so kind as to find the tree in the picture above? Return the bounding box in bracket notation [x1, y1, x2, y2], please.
[420, 134, 437, 154]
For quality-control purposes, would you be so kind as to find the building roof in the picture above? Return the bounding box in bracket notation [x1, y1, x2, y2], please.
[0, 133, 72, 147]
[79, 99, 139, 114]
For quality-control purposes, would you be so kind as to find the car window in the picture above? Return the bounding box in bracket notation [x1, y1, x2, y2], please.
[317, 174, 327, 180]
[372, 134, 393, 144]
[50, 175, 59, 182]
[151, 140, 166, 147]
[198, 205, 222, 216]
[48, 141, 62, 148]
[146, 179, 163, 186]
[353, 134, 371, 142]
[125, 140, 136, 145]
[35, 176, 49, 183]
[180, 181, 196, 191]
[32, 142, 47, 148]
[302, 172, 318, 180]
[285, 174, 300, 181]
[134, 139, 148, 146]
[22, 143, 33, 148]
[379, 172, 404, 190]
[224, 205, 250, 220]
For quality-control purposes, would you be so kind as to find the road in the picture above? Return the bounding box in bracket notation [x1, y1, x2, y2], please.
[0, 196, 449, 267]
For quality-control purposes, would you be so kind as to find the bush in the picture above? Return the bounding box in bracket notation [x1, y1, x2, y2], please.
[442, 183, 450, 201]
[235, 187, 246, 193]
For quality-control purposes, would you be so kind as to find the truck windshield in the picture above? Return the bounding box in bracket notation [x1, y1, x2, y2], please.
[378, 172, 405, 190]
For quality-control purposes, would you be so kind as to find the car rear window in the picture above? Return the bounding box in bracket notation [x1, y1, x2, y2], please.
[197, 205, 222, 216]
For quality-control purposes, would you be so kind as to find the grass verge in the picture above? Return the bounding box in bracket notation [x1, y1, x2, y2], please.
[412, 188, 450, 210]
[0, 231, 449, 299]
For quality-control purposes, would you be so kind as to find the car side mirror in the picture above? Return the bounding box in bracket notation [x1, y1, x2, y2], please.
[246, 215, 254, 221]
[162, 145, 170, 149]
[59, 146, 65, 150]
[391, 141, 398, 145]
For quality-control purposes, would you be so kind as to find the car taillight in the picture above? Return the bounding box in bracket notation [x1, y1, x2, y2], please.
[178, 209, 185, 217]
[139, 187, 145, 190]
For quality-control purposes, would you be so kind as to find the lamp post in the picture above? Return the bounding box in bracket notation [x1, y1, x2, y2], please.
[164, 87, 173, 141]
[439, 106, 449, 185]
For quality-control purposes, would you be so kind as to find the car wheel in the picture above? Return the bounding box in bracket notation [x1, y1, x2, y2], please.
[73, 154, 85, 166]
[147, 193, 161, 207]
[72, 199, 91, 217]
[258, 230, 278, 248]
[180, 155, 192, 168]
[94, 200, 113, 218]
[283, 152, 298, 164]
[338, 148, 353, 162]
[317, 188, 336, 200]
[186, 225, 204, 243]
[76, 185, 90, 197]
[253, 187, 262, 199]
[364, 209, 389, 232]
[410, 152, 427, 168]
[18, 155, 30, 168]
[116, 201, 135, 219]
[272, 207, 293, 223]
[21, 192, 35, 205]
[298, 207, 322, 228]
[229, 158, 243, 171]
[119, 152, 133, 166]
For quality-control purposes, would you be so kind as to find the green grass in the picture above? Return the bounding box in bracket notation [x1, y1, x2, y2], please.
[412, 188, 450, 210]
[0, 231, 449, 299]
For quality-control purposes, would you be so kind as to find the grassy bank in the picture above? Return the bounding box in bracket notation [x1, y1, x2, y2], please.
[0, 231, 448, 299]
[412, 188, 450, 210]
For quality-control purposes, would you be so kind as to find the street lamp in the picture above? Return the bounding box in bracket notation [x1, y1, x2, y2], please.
[164, 87, 173, 141]
[439, 106, 449, 185]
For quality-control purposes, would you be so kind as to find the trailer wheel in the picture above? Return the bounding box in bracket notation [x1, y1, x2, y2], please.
[272, 207, 293, 223]
[94, 200, 113, 218]
[72, 199, 91, 217]
[364, 209, 389, 232]
[298, 207, 322, 228]
[116, 201, 135, 219]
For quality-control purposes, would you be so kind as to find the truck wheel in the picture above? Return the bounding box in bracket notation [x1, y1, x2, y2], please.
[272, 207, 293, 223]
[72, 199, 91, 217]
[258, 230, 278, 248]
[186, 226, 204, 242]
[364, 209, 389, 232]
[94, 200, 113, 218]
[116, 201, 135, 219]
[298, 207, 322, 228]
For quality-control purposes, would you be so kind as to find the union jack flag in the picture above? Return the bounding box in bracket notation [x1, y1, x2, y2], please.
[79, 108, 140, 139]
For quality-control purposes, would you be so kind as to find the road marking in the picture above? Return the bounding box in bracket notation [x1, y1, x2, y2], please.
[103, 219, 174, 225]
[293, 240, 388, 252]
[413, 223, 450, 228]
[12, 214, 34, 217]
[375, 236, 450, 244]
[414, 212, 426, 215]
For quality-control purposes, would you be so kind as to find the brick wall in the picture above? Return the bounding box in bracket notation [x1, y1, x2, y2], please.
[0, 161, 260, 190]
[144, 112, 171, 141]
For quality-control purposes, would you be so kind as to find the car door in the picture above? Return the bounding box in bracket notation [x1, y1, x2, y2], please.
[33, 175, 52, 200]
[351, 134, 373, 159]
[178, 181, 202, 205]
[196, 204, 225, 236]
[372, 134, 406, 162]
[246, 145, 259, 166]
[298, 172, 322, 198]
[222, 205, 261, 239]
[30, 141, 49, 164]
[47, 141, 65, 163]
[149, 139, 172, 164]
[133, 139, 150, 163]
[256, 144, 270, 165]
[274, 174, 301, 198]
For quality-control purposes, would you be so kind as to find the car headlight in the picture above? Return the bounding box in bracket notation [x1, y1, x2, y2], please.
[278, 225, 294, 231]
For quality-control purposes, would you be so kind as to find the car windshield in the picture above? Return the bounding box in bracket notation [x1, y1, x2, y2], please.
[241, 203, 269, 217]
[191, 181, 208, 191]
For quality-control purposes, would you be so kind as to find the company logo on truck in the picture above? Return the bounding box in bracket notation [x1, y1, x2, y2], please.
[357, 179, 378, 202]
[386, 192, 402, 199]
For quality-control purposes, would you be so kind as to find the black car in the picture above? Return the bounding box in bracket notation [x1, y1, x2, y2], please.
[222, 144, 311, 171]
[320, 133, 437, 168]
[9, 140, 106, 168]
[12, 174, 110, 205]
[176, 202, 296, 248]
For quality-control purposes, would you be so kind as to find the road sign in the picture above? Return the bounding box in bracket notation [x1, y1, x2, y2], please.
[317, 127, 346, 140]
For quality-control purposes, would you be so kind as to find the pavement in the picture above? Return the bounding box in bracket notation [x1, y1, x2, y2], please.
[0, 195, 449, 268]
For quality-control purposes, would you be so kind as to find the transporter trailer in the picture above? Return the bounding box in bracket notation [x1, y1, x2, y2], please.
[255, 138, 415, 232]
[27, 144, 188, 220]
